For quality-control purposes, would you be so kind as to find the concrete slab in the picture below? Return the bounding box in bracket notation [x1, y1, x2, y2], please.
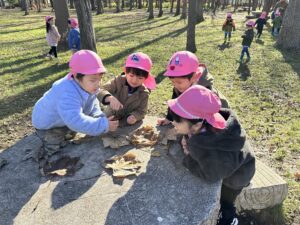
[0, 116, 221, 225]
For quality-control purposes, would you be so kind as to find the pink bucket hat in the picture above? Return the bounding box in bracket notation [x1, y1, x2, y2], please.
[45, 15, 54, 22]
[67, 50, 107, 79]
[125, 52, 156, 90]
[246, 20, 255, 27]
[164, 51, 199, 77]
[168, 85, 226, 129]
[69, 18, 79, 28]
[260, 11, 267, 19]
[227, 13, 232, 18]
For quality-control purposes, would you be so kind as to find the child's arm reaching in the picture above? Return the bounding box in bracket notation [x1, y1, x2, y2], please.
[98, 77, 123, 110]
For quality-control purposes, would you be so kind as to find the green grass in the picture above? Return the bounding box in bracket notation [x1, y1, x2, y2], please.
[0, 8, 299, 224]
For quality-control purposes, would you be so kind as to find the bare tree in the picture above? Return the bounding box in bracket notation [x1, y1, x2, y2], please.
[52, 0, 70, 50]
[115, 0, 121, 12]
[96, 0, 104, 14]
[148, 0, 154, 19]
[170, 0, 174, 13]
[138, 0, 142, 8]
[181, 0, 187, 19]
[74, 0, 97, 52]
[187, 0, 197, 52]
[129, 0, 133, 10]
[276, 0, 299, 49]
[196, 0, 204, 23]
[90, 0, 96, 10]
[70, 0, 74, 9]
[158, 0, 163, 17]
[262, 0, 272, 14]
[35, 0, 42, 12]
[252, 0, 258, 11]
[174, 0, 180, 16]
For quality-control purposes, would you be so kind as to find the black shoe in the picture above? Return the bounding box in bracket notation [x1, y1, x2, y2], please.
[217, 201, 239, 225]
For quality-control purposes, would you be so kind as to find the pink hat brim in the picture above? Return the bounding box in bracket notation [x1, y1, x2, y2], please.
[144, 74, 156, 90]
[167, 99, 226, 129]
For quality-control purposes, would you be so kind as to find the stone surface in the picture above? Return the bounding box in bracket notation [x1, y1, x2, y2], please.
[0, 116, 221, 225]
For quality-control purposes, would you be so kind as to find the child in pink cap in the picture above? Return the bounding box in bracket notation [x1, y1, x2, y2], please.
[45, 16, 61, 59]
[32, 50, 119, 164]
[254, 11, 267, 39]
[222, 13, 236, 42]
[239, 21, 255, 62]
[68, 18, 80, 53]
[157, 51, 229, 126]
[168, 85, 255, 225]
[98, 52, 156, 126]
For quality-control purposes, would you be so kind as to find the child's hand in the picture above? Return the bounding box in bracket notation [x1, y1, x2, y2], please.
[157, 118, 171, 126]
[107, 96, 123, 111]
[127, 115, 137, 125]
[181, 136, 189, 155]
[108, 116, 119, 132]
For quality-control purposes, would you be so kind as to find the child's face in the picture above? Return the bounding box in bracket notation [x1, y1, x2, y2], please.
[170, 76, 196, 93]
[76, 73, 103, 94]
[173, 120, 191, 134]
[49, 19, 54, 25]
[125, 72, 146, 88]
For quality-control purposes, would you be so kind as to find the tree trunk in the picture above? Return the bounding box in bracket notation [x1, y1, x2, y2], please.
[248, 0, 251, 15]
[158, 0, 163, 17]
[115, 0, 120, 12]
[129, 0, 133, 10]
[90, 0, 96, 10]
[74, 0, 97, 52]
[108, 0, 111, 8]
[196, 0, 204, 23]
[148, 0, 154, 19]
[212, 0, 220, 14]
[96, 0, 104, 14]
[138, 0, 142, 8]
[24, 0, 29, 15]
[70, 0, 74, 8]
[103, 0, 107, 7]
[262, 0, 272, 14]
[276, 0, 300, 49]
[174, 0, 180, 16]
[35, 0, 42, 12]
[252, 0, 257, 11]
[170, 0, 174, 13]
[52, 0, 69, 50]
[186, 0, 197, 52]
[121, 0, 124, 9]
[181, 0, 187, 19]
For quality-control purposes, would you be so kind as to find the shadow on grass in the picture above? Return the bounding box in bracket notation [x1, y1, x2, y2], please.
[218, 42, 231, 51]
[255, 39, 264, 45]
[1, 36, 45, 46]
[236, 62, 251, 81]
[0, 55, 44, 70]
[102, 26, 187, 67]
[277, 48, 300, 79]
[0, 63, 68, 120]
[155, 70, 167, 85]
[98, 18, 181, 42]
[0, 26, 44, 35]
[0, 60, 45, 76]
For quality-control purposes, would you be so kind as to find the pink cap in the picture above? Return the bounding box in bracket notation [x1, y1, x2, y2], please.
[45, 15, 53, 22]
[168, 85, 226, 129]
[164, 51, 199, 77]
[260, 11, 267, 19]
[246, 20, 255, 27]
[67, 50, 107, 79]
[227, 13, 232, 18]
[125, 52, 156, 90]
[69, 18, 78, 28]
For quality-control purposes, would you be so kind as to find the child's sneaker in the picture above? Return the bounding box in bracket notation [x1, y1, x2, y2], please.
[217, 201, 239, 225]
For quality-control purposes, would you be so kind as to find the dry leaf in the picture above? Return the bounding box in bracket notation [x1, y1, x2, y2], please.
[104, 151, 143, 178]
[151, 151, 161, 157]
[102, 135, 130, 149]
[129, 125, 159, 147]
[49, 169, 67, 176]
[294, 172, 300, 181]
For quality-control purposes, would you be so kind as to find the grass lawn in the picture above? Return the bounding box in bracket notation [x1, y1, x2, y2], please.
[0, 7, 299, 224]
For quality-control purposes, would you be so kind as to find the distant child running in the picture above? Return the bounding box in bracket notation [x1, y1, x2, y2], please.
[272, 11, 282, 36]
[240, 21, 255, 62]
[45, 16, 61, 59]
[255, 11, 267, 39]
[98, 52, 156, 126]
[222, 13, 236, 42]
[168, 85, 255, 225]
[32, 50, 119, 160]
[157, 51, 229, 126]
[68, 18, 80, 53]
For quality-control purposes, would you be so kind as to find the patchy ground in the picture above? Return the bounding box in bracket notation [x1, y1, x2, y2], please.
[0, 7, 299, 225]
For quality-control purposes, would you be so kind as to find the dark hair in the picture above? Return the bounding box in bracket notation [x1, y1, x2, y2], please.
[74, 73, 85, 81]
[68, 19, 71, 24]
[46, 22, 51, 33]
[169, 72, 194, 80]
[125, 67, 149, 78]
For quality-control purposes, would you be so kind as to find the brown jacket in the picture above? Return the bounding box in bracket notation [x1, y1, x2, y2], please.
[98, 75, 150, 124]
